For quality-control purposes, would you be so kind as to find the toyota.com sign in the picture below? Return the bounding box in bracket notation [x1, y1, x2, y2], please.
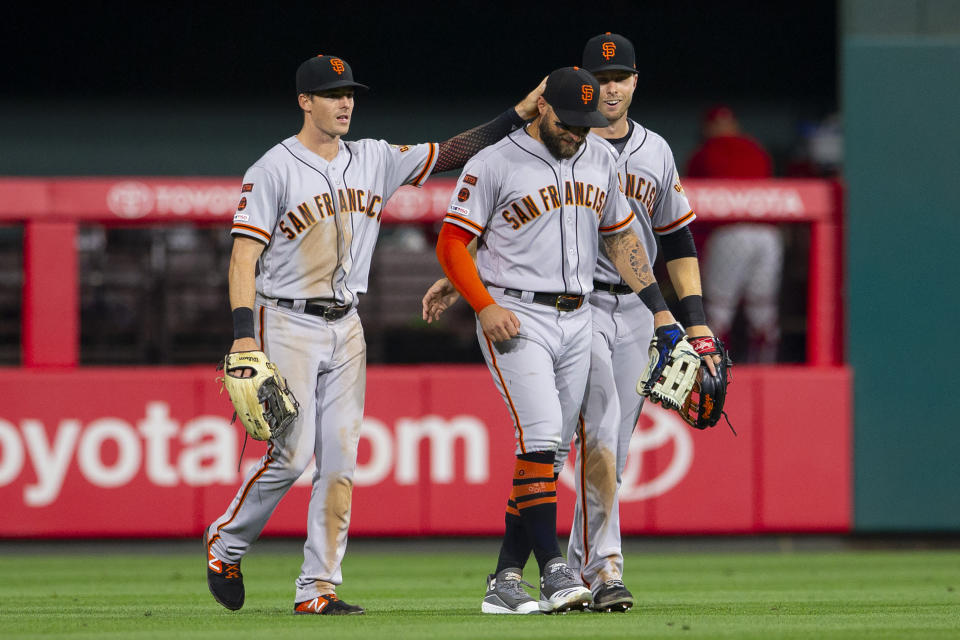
[0, 364, 847, 538]
[0, 401, 689, 508]
[0, 365, 726, 538]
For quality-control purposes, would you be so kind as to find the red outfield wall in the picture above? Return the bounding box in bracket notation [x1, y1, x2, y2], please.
[0, 365, 850, 538]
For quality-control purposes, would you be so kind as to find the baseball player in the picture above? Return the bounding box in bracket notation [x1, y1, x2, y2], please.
[435, 66, 686, 615]
[423, 35, 720, 613]
[553, 33, 719, 612]
[203, 53, 543, 615]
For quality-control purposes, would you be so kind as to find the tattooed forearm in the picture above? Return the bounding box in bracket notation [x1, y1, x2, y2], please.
[626, 242, 654, 287]
[603, 228, 657, 290]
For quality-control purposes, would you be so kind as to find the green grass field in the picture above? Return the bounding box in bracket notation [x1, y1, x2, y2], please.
[1, 540, 958, 639]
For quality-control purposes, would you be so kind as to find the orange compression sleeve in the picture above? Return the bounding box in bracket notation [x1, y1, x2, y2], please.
[436, 223, 495, 313]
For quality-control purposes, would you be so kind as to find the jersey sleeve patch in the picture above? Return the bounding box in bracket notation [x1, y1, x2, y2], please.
[241, 183, 254, 193]
[463, 174, 478, 186]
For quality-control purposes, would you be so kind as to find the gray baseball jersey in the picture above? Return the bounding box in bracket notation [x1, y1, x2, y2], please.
[592, 122, 695, 285]
[445, 129, 635, 296]
[559, 121, 695, 590]
[207, 135, 437, 604]
[444, 127, 634, 455]
[231, 136, 438, 305]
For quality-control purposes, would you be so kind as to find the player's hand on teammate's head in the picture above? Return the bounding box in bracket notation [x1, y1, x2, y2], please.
[515, 76, 549, 121]
[478, 304, 521, 343]
[421, 278, 461, 323]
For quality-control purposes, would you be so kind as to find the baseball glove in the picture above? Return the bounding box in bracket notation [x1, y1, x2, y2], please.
[637, 324, 700, 411]
[683, 336, 734, 430]
[218, 351, 299, 441]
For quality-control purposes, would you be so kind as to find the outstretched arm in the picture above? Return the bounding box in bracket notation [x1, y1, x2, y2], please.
[432, 77, 546, 174]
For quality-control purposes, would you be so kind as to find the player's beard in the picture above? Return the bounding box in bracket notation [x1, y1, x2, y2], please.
[539, 119, 584, 159]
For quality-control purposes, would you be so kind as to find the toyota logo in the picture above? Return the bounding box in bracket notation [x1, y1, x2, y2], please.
[107, 181, 155, 219]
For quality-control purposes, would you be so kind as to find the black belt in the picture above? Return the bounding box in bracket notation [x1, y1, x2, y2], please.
[593, 280, 633, 295]
[504, 288, 584, 311]
[277, 299, 353, 321]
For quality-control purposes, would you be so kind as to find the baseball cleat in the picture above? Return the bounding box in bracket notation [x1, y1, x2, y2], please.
[204, 531, 244, 611]
[294, 594, 365, 615]
[592, 579, 634, 612]
[481, 568, 541, 614]
[538, 558, 593, 613]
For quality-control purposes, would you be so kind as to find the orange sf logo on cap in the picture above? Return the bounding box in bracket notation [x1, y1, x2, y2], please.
[602, 41, 616, 59]
[330, 58, 345, 75]
[581, 84, 594, 104]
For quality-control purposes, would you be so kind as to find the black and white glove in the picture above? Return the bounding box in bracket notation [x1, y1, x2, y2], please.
[637, 324, 700, 410]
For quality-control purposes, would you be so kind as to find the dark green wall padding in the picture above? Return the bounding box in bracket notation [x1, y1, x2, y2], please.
[844, 36, 960, 530]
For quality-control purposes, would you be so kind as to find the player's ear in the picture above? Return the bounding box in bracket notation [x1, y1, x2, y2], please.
[536, 96, 547, 115]
[297, 93, 313, 111]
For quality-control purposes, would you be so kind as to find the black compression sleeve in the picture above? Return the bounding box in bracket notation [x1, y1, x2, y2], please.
[659, 225, 698, 261]
[433, 107, 525, 174]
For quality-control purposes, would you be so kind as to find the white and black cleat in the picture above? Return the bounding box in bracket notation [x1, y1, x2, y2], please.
[481, 568, 541, 614]
[538, 558, 593, 614]
[591, 579, 634, 613]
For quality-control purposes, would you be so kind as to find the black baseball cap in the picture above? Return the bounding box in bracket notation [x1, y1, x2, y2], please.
[542, 67, 608, 128]
[582, 33, 637, 74]
[296, 55, 369, 94]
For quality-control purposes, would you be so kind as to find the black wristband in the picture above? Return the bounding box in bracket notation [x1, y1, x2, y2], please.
[637, 283, 669, 314]
[232, 307, 255, 340]
[678, 294, 707, 326]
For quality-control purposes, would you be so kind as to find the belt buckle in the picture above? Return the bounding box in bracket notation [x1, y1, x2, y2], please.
[322, 304, 348, 320]
[556, 295, 581, 311]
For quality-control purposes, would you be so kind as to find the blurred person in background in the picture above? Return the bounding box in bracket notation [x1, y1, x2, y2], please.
[786, 112, 843, 178]
[686, 105, 782, 363]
